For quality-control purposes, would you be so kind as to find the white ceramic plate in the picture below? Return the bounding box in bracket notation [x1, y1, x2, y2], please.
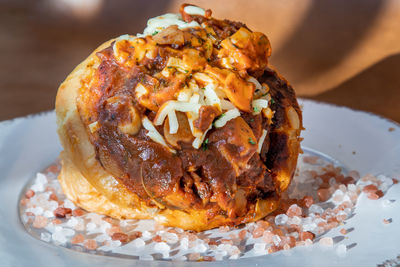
[1, 99, 399, 267]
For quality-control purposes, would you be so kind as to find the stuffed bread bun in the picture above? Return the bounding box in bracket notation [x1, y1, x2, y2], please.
[56, 4, 302, 232]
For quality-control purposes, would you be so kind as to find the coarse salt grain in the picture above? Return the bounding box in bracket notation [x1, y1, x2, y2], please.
[72, 208, 86, 217]
[52, 231, 67, 244]
[272, 235, 281, 246]
[180, 237, 189, 250]
[95, 234, 111, 243]
[383, 218, 392, 224]
[253, 243, 266, 254]
[319, 237, 333, 247]
[43, 210, 54, 218]
[193, 242, 208, 253]
[66, 217, 78, 228]
[112, 232, 129, 243]
[275, 214, 288, 225]
[289, 216, 302, 225]
[162, 232, 178, 244]
[84, 239, 98, 250]
[309, 204, 324, 215]
[302, 238, 312, 246]
[252, 227, 264, 238]
[132, 238, 145, 248]
[71, 234, 85, 244]
[286, 204, 302, 217]
[142, 230, 152, 239]
[25, 189, 35, 199]
[86, 222, 97, 231]
[32, 215, 48, 228]
[154, 242, 170, 252]
[40, 232, 51, 242]
[63, 199, 76, 209]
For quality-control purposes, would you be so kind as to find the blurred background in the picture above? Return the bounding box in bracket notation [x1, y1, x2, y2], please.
[1, 0, 399, 122]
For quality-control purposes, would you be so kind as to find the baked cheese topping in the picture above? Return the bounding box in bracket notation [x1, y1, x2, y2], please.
[102, 5, 274, 151]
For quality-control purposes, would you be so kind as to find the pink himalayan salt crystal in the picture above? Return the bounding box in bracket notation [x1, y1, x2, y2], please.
[220, 239, 233, 245]
[229, 233, 237, 239]
[383, 219, 392, 224]
[219, 226, 230, 232]
[106, 225, 121, 236]
[256, 220, 270, 229]
[71, 234, 85, 244]
[299, 231, 314, 241]
[84, 239, 98, 250]
[187, 233, 197, 242]
[252, 227, 264, 238]
[301, 196, 314, 208]
[202, 256, 215, 262]
[340, 228, 347, 235]
[20, 198, 29, 206]
[262, 231, 274, 243]
[286, 204, 302, 217]
[317, 188, 331, 202]
[368, 190, 383, 200]
[25, 189, 35, 199]
[363, 184, 378, 193]
[336, 213, 347, 221]
[238, 230, 247, 240]
[188, 253, 201, 261]
[304, 239, 313, 246]
[339, 184, 347, 193]
[319, 237, 334, 247]
[32, 215, 48, 228]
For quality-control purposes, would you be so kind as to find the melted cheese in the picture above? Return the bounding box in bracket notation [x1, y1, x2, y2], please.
[183, 5, 206, 16]
[142, 13, 200, 36]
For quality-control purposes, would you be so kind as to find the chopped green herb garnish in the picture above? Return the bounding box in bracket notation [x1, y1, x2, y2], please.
[184, 70, 189, 73]
[201, 87, 205, 90]
[262, 93, 268, 97]
[270, 98, 275, 104]
[202, 138, 209, 151]
[248, 138, 256, 145]
[249, 118, 255, 122]
[152, 31, 159, 36]
[167, 66, 174, 69]
[253, 106, 260, 113]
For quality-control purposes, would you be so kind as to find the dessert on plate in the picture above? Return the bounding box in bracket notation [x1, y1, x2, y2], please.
[55, 4, 302, 231]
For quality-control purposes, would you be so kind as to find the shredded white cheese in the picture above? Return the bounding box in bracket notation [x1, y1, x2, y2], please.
[203, 84, 221, 110]
[142, 116, 176, 153]
[252, 99, 269, 115]
[167, 110, 179, 134]
[247, 76, 262, 91]
[183, 5, 206, 16]
[154, 101, 202, 126]
[214, 108, 241, 128]
[257, 129, 268, 153]
[192, 124, 212, 149]
[142, 13, 200, 36]
[220, 99, 235, 110]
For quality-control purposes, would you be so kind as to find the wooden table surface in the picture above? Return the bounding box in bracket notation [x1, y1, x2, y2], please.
[1, 0, 399, 122]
